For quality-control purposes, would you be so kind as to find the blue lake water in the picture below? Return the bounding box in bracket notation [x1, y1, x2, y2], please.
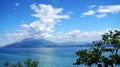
[0, 47, 120, 67]
[0, 48, 82, 67]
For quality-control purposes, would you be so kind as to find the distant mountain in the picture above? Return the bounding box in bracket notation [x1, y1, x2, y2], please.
[57, 42, 91, 47]
[4, 38, 56, 48]
[3, 38, 91, 48]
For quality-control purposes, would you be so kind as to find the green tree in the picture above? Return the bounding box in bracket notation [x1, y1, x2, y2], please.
[11, 62, 23, 67]
[102, 30, 120, 55]
[74, 30, 120, 67]
[24, 59, 32, 67]
[3, 59, 39, 67]
[31, 61, 39, 67]
[3, 60, 11, 67]
[24, 58, 39, 67]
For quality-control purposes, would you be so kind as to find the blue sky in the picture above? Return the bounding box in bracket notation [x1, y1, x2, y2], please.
[0, 0, 120, 47]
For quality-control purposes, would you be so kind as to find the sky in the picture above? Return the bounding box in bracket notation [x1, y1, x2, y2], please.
[0, 0, 120, 47]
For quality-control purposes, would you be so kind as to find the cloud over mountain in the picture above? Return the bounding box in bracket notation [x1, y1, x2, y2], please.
[0, 4, 70, 46]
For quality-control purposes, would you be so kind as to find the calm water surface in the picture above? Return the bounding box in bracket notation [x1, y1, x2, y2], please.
[0, 47, 120, 67]
[0, 47, 85, 67]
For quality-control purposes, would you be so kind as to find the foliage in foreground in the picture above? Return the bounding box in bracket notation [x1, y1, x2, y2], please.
[3, 59, 39, 67]
[74, 30, 120, 67]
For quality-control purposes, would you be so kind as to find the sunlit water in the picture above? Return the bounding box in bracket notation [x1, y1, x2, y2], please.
[0, 47, 120, 67]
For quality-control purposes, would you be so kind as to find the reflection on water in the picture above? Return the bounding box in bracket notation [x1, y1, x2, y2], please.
[0, 47, 119, 67]
[37, 48, 55, 67]
[0, 48, 80, 67]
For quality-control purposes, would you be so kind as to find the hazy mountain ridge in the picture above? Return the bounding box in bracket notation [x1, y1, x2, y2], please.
[3, 38, 91, 48]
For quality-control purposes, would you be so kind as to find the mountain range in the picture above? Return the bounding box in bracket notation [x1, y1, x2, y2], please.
[3, 38, 91, 48]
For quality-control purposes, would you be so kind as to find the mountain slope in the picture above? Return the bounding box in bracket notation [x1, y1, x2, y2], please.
[3, 38, 91, 48]
[4, 38, 56, 48]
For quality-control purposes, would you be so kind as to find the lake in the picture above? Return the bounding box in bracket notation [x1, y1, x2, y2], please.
[0, 47, 83, 67]
[0, 47, 120, 67]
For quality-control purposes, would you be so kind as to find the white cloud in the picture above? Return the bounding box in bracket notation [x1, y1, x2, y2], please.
[38, 30, 103, 43]
[48, 28, 120, 43]
[81, 10, 95, 17]
[88, 5, 96, 9]
[98, 5, 120, 13]
[95, 14, 107, 18]
[1, 28, 120, 47]
[15, 3, 20, 7]
[81, 5, 120, 18]
[30, 4, 69, 20]
[0, 4, 70, 47]
[62, 30, 103, 42]
[22, 4, 70, 37]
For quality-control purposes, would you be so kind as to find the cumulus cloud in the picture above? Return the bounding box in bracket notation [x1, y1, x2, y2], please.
[30, 4, 69, 20]
[62, 30, 103, 42]
[50, 28, 120, 43]
[20, 4, 70, 38]
[1, 4, 70, 46]
[81, 5, 120, 18]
